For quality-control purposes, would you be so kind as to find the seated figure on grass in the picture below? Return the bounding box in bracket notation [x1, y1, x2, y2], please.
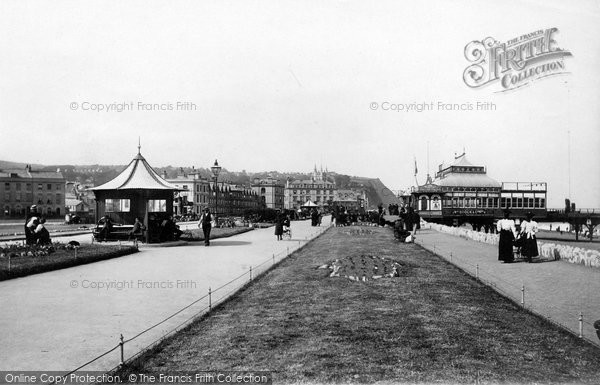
[35, 218, 52, 245]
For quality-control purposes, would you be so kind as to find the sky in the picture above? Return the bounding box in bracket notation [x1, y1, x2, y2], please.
[0, 0, 599, 208]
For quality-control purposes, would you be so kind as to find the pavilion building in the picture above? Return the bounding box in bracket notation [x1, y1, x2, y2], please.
[412, 152, 547, 229]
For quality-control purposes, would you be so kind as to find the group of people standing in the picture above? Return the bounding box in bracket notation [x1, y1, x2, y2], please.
[393, 206, 421, 242]
[274, 211, 292, 241]
[24, 205, 51, 246]
[497, 210, 539, 263]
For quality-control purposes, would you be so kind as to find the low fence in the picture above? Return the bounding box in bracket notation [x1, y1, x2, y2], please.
[427, 223, 600, 269]
[416, 226, 600, 348]
[55, 225, 331, 381]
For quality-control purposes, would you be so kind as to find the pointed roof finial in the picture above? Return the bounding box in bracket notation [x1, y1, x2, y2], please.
[138, 137, 141, 155]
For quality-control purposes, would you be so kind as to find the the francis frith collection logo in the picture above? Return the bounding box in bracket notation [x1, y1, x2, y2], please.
[463, 28, 572, 91]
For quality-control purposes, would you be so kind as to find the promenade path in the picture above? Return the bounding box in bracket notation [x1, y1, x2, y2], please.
[0, 218, 329, 372]
[415, 226, 600, 348]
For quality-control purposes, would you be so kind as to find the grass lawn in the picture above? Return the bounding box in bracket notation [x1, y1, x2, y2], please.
[0, 244, 138, 280]
[115, 226, 600, 384]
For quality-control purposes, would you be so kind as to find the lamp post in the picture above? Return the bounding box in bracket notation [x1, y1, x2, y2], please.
[211, 159, 222, 223]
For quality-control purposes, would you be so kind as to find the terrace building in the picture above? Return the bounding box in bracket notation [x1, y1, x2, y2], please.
[212, 182, 262, 216]
[166, 170, 262, 217]
[0, 165, 66, 218]
[165, 170, 211, 216]
[251, 178, 285, 210]
[284, 166, 336, 210]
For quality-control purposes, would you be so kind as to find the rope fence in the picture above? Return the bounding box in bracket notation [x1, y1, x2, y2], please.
[55, 225, 330, 382]
[416, 236, 600, 348]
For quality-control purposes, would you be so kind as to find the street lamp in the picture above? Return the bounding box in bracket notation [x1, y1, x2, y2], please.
[211, 159, 222, 222]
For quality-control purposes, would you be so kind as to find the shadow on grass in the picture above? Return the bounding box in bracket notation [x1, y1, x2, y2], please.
[207, 240, 252, 247]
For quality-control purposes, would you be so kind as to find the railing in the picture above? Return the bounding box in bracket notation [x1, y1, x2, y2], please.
[547, 208, 600, 215]
[54, 225, 331, 382]
[416, 228, 600, 348]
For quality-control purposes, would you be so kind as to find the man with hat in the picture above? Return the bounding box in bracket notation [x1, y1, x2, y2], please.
[520, 212, 539, 263]
[198, 207, 213, 246]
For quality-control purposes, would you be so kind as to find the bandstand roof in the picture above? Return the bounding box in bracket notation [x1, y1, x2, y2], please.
[90, 151, 180, 191]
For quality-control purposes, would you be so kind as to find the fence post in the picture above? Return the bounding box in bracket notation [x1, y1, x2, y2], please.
[476, 264, 479, 280]
[8, 254, 11, 273]
[74, 247, 77, 259]
[119, 334, 124, 366]
[249, 266, 253, 281]
[208, 287, 212, 312]
[579, 312, 583, 338]
[272, 253, 275, 266]
[521, 285, 525, 307]
[450, 252, 452, 262]
[287, 247, 289, 256]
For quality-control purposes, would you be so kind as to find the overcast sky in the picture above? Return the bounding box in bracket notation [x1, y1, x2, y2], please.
[1, 0, 598, 208]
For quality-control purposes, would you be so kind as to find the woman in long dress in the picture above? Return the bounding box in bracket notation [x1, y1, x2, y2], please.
[520, 212, 539, 263]
[274, 212, 284, 241]
[496, 210, 517, 263]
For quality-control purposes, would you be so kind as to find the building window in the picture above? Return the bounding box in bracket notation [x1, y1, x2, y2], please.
[26, 183, 31, 191]
[56, 184, 61, 190]
[38, 184, 43, 191]
[148, 199, 167, 212]
[47, 184, 52, 190]
[16, 183, 21, 191]
[56, 195, 61, 204]
[4, 183, 10, 190]
[105, 199, 131, 212]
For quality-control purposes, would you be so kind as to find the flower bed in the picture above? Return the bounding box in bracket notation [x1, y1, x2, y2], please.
[319, 254, 405, 281]
[0, 242, 138, 280]
[426, 223, 600, 269]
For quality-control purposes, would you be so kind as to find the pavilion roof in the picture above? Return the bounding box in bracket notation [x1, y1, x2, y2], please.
[90, 152, 180, 191]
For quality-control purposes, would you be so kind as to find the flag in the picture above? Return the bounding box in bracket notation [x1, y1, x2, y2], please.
[414, 156, 418, 176]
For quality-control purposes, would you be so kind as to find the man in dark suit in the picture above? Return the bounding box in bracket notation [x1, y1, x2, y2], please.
[198, 208, 212, 246]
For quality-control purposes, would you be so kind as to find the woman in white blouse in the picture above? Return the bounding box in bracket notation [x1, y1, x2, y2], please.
[496, 210, 517, 263]
[519, 212, 539, 263]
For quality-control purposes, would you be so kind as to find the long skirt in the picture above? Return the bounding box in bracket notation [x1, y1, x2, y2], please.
[521, 236, 539, 258]
[274, 223, 283, 236]
[498, 230, 514, 262]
